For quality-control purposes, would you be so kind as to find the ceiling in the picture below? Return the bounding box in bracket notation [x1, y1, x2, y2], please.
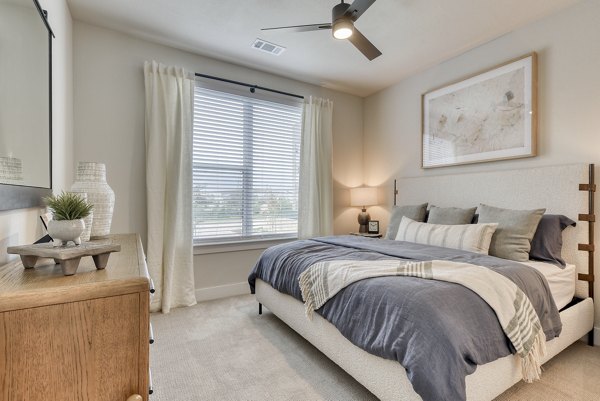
[66, 0, 580, 97]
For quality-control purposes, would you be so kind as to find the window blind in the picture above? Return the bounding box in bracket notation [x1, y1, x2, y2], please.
[193, 84, 303, 243]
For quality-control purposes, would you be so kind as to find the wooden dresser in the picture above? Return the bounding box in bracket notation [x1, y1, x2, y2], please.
[0, 234, 151, 401]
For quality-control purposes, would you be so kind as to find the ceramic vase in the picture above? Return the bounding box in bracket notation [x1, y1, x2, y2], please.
[47, 219, 85, 247]
[68, 192, 94, 242]
[70, 162, 115, 238]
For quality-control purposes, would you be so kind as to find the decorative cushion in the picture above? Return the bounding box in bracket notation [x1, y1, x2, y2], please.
[477, 204, 545, 262]
[529, 214, 576, 268]
[395, 217, 498, 254]
[427, 206, 477, 225]
[384, 203, 428, 240]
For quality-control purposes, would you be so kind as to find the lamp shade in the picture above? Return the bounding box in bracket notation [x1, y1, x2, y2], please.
[350, 187, 378, 207]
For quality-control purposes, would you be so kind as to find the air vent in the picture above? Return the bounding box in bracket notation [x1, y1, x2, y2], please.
[252, 38, 285, 56]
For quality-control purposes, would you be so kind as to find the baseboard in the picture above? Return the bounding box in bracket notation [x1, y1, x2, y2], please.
[195, 282, 250, 303]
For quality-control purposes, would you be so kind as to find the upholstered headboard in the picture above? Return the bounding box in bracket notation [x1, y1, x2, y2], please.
[394, 164, 593, 299]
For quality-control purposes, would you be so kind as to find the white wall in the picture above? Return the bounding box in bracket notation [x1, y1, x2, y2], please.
[72, 21, 364, 298]
[365, 0, 600, 199]
[0, 0, 72, 264]
[363, 0, 600, 326]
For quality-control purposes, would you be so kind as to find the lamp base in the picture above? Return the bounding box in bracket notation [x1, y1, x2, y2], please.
[357, 208, 370, 233]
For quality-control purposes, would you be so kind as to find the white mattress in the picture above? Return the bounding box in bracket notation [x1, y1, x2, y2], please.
[520, 261, 576, 310]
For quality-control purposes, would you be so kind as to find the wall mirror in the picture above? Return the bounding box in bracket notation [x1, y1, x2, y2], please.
[0, 0, 53, 211]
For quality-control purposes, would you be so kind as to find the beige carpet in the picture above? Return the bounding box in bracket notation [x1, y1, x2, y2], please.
[150, 295, 600, 401]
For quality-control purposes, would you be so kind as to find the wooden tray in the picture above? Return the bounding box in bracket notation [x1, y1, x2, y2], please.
[7, 242, 121, 276]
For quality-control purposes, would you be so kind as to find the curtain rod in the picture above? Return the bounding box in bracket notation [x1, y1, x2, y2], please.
[194, 73, 304, 100]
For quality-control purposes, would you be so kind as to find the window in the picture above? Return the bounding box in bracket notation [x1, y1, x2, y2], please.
[192, 83, 303, 244]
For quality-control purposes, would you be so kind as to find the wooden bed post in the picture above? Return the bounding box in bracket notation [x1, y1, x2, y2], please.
[578, 163, 595, 346]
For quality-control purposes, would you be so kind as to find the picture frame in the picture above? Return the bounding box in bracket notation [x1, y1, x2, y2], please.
[368, 220, 379, 234]
[422, 53, 537, 168]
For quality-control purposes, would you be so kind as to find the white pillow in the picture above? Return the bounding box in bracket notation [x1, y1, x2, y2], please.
[395, 217, 498, 255]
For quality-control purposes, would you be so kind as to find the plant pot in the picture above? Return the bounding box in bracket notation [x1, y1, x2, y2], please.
[48, 219, 85, 247]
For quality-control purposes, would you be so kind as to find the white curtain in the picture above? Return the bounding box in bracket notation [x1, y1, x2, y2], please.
[298, 96, 334, 239]
[144, 61, 197, 313]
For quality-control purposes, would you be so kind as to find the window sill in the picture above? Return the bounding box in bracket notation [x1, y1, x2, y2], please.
[194, 237, 297, 255]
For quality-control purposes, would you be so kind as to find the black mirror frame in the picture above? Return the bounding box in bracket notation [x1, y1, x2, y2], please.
[0, 0, 54, 211]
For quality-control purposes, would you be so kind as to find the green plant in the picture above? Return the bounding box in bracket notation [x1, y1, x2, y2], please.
[44, 192, 93, 221]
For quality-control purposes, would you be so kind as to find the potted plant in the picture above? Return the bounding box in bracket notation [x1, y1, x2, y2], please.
[44, 192, 94, 247]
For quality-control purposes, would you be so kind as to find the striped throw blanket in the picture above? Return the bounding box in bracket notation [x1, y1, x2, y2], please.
[299, 259, 547, 382]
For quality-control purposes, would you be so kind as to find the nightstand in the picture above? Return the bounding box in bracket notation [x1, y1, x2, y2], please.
[350, 232, 382, 238]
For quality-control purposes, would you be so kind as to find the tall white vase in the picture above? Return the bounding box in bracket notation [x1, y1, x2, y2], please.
[68, 192, 93, 242]
[70, 162, 115, 238]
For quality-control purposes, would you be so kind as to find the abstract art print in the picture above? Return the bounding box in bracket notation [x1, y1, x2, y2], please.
[422, 53, 537, 168]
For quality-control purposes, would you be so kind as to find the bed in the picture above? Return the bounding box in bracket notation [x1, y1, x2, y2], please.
[249, 164, 596, 401]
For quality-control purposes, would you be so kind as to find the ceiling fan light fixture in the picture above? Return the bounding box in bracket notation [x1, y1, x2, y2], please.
[261, 0, 381, 60]
[332, 19, 353, 39]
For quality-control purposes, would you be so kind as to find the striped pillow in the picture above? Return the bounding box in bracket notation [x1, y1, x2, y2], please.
[395, 217, 498, 255]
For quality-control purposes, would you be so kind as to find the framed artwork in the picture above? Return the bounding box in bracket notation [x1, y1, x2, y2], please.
[368, 220, 379, 234]
[422, 53, 537, 168]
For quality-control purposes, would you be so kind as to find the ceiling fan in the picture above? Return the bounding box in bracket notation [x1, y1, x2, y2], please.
[261, 0, 382, 61]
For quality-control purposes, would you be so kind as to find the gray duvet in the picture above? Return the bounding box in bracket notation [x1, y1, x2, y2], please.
[248, 235, 562, 401]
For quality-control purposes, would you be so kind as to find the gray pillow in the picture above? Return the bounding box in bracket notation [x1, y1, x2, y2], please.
[427, 205, 477, 225]
[477, 204, 545, 262]
[385, 203, 428, 239]
[529, 214, 576, 268]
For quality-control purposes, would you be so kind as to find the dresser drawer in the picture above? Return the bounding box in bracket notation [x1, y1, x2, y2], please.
[0, 292, 145, 401]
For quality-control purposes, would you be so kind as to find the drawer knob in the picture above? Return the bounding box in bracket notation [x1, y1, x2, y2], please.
[127, 395, 143, 401]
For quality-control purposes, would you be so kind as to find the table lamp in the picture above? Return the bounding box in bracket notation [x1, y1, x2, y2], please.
[350, 186, 378, 233]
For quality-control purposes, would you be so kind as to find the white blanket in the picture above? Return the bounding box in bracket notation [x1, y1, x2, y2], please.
[299, 259, 547, 382]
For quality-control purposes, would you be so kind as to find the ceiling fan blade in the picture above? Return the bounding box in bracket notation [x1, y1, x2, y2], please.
[261, 23, 332, 33]
[347, 28, 382, 60]
[345, 0, 376, 21]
